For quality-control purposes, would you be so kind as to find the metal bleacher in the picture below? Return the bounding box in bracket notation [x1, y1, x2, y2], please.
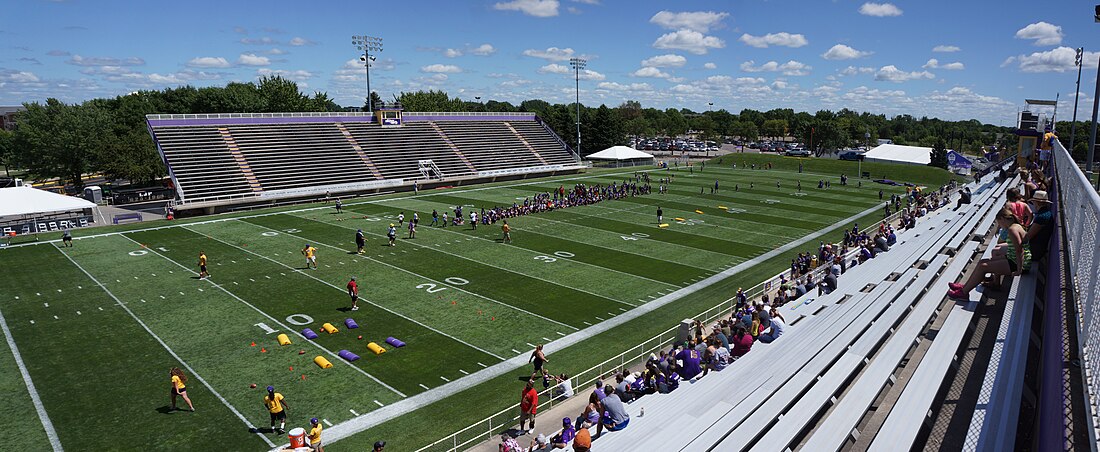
[590, 168, 1017, 452]
[146, 112, 582, 211]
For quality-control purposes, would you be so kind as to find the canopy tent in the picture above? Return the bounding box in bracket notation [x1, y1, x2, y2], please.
[862, 144, 932, 165]
[586, 146, 655, 161]
[0, 186, 96, 217]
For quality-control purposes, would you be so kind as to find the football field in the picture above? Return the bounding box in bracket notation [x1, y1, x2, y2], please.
[0, 155, 956, 450]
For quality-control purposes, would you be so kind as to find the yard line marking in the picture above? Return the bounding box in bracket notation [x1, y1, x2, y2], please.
[374, 400, 385, 408]
[556, 332, 566, 337]
[349, 409, 360, 416]
[293, 215, 639, 310]
[178, 291, 185, 296]
[419, 384, 431, 390]
[323, 419, 333, 427]
[647, 295, 657, 299]
[542, 337, 552, 342]
[478, 362, 488, 368]
[459, 369, 469, 375]
[440, 376, 450, 382]
[607, 312, 616, 316]
[512, 348, 522, 354]
[51, 244, 275, 449]
[595, 316, 605, 321]
[223, 223, 578, 335]
[0, 307, 63, 452]
[231, 260, 236, 263]
[118, 235, 409, 398]
[189, 225, 507, 362]
[526, 342, 536, 348]
[618, 308, 628, 312]
[583, 321, 593, 326]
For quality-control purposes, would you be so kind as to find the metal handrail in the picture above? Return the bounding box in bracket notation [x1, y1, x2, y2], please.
[146, 112, 537, 120]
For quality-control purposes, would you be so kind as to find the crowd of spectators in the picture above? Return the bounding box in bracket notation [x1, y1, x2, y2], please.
[467, 180, 652, 229]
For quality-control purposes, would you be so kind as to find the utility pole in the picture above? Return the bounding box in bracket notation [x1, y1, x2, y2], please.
[352, 35, 383, 112]
[570, 57, 586, 157]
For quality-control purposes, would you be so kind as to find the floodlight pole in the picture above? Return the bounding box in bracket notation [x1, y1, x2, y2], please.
[1087, 52, 1100, 186]
[352, 35, 383, 113]
[1070, 48, 1084, 151]
[570, 57, 586, 157]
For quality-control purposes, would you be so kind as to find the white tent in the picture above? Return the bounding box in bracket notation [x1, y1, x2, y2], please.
[0, 186, 96, 217]
[586, 146, 655, 161]
[862, 143, 932, 165]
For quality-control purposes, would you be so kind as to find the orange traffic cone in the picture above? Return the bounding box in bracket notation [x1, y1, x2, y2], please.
[251, 341, 256, 347]
[289, 366, 294, 371]
[260, 347, 267, 353]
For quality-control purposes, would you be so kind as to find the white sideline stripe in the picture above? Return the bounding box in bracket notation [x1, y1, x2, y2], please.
[1, 168, 651, 251]
[298, 213, 641, 308]
[117, 235, 409, 398]
[189, 226, 505, 362]
[314, 201, 887, 448]
[51, 244, 274, 449]
[0, 306, 63, 452]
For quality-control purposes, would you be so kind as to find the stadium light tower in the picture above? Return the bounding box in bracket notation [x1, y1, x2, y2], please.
[352, 35, 383, 113]
[570, 57, 587, 156]
[1070, 48, 1084, 152]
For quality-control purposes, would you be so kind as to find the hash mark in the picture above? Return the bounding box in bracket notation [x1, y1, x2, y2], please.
[583, 321, 593, 326]
[76, 311, 81, 315]
[542, 337, 552, 342]
[29, 320, 34, 324]
[349, 409, 360, 416]
[595, 316, 605, 321]
[440, 376, 450, 382]
[556, 332, 566, 336]
[512, 348, 522, 354]
[459, 369, 469, 375]
[323, 419, 333, 426]
[53, 315, 58, 320]
[98, 307, 103, 311]
[618, 308, 628, 312]
[477, 362, 488, 368]
[419, 383, 430, 390]
[43, 303, 48, 308]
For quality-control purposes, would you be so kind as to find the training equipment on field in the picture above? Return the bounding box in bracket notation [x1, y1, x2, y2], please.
[321, 323, 339, 334]
[386, 337, 406, 348]
[345, 318, 359, 329]
[358, 335, 363, 340]
[250, 383, 257, 388]
[695, 210, 704, 214]
[277, 334, 291, 346]
[288, 428, 306, 448]
[659, 224, 670, 228]
[367, 342, 387, 355]
[338, 350, 360, 362]
[313, 356, 333, 369]
[718, 206, 728, 210]
[674, 217, 686, 222]
[302, 328, 319, 340]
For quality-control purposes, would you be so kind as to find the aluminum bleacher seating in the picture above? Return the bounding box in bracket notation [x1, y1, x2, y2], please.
[151, 126, 254, 200]
[227, 123, 377, 190]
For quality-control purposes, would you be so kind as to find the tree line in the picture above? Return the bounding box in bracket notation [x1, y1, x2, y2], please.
[3, 78, 1074, 189]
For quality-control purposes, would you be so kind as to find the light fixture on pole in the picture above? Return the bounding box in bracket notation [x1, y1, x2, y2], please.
[569, 57, 587, 157]
[352, 35, 383, 113]
[1070, 48, 1084, 152]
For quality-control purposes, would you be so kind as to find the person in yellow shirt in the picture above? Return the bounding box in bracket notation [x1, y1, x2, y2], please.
[264, 386, 289, 434]
[198, 252, 209, 279]
[308, 417, 324, 451]
[302, 244, 318, 270]
[169, 367, 194, 412]
[501, 220, 512, 244]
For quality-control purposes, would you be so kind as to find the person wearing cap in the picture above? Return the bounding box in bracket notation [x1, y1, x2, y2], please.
[347, 277, 360, 311]
[263, 386, 289, 434]
[1024, 190, 1054, 262]
[572, 423, 592, 452]
[307, 417, 324, 452]
[519, 379, 539, 434]
[355, 229, 366, 254]
[373, 440, 386, 451]
[387, 224, 397, 246]
[302, 244, 318, 270]
[550, 417, 575, 449]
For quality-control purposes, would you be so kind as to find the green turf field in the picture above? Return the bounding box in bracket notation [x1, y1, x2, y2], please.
[0, 154, 958, 450]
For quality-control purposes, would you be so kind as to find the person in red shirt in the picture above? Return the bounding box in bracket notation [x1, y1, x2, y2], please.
[347, 277, 359, 311]
[519, 380, 538, 434]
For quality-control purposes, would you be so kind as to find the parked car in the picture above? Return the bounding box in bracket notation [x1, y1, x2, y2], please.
[785, 148, 812, 157]
[839, 150, 865, 161]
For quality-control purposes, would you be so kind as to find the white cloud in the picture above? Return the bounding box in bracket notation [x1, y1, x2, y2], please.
[1010, 46, 1100, 73]
[597, 81, 652, 91]
[649, 11, 729, 33]
[933, 45, 961, 53]
[289, 37, 315, 46]
[839, 66, 875, 76]
[186, 57, 231, 68]
[641, 54, 687, 68]
[924, 59, 965, 70]
[874, 65, 934, 82]
[927, 86, 1011, 106]
[469, 44, 496, 56]
[67, 55, 145, 66]
[494, 0, 560, 17]
[266, 48, 288, 55]
[858, 2, 902, 17]
[522, 47, 576, 61]
[1015, 21, 1063, 46]
[740, 60, 812, 76]
[421, 64, 463, 73]
[843, 86, 907, 102]
[537, 63, 571, 74]
[703, 62, 717, 69]
[653, 30, 725, 55]
[578, 69, 605, 81]
[2, 71, 40, 83]
[239, 37, 277, 46]
[257, 68, 315, 82]
[237, 53, 271, 66]
[737, 32, 808, 48]
[822, 44, 873, 60]
[772, 80, 788, 89]
[632, 67, 671, 78]
[444, 48, 463, 58]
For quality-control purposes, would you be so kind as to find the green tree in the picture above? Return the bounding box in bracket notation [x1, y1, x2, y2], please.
[366, 91, 384, 110]
[929, 139, 949, 169]
[398, 90, 464, 112]
[585, 104, 623, 154]
[661, 108, 687, 137]
[730, 121, 759, 142]
[0, 129, 15, 177]
[762, 119, 788, 141]
[13, 99, 103, 189]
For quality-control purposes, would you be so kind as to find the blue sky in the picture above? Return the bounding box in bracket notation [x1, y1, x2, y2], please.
[1, 0, 1098, 124]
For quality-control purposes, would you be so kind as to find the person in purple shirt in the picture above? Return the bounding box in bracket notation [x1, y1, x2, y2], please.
[550, 417, 575, 449]
[675, 345, 703, 380]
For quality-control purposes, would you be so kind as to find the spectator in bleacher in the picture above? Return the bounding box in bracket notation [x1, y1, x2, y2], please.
[874, 233, 890, 252]
[550, 417, 575, 449]
[730, 325, 753, 358]
[714, 325, 729, 351]
[550, 373, 573, 399]
[1024, 190, 1054, 262]
[499, 434, 523, 452]
[595, 386, 629, 438]
[572, 423, 592, 452]
[948, 208, 1029, 300]
[758, 311, 786, 344]
[591, 380, 607, 403]
[674, 343, 703, 381]
[1006, 188, 1033, 227]
[614, 374, 632, 403]
[820, 270, 838, 295]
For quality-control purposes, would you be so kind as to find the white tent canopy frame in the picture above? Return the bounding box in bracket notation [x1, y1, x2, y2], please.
[585, 145, 655, 161]
[0, 186, 101, 235]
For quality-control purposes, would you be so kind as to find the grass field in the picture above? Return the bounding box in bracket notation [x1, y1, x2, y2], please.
[0, 153, 957, 451]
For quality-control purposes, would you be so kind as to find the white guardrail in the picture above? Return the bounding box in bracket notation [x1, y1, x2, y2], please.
[1052, 140, 1100, 439]
[415, 195, 944, 451]
[146, 112, 537, 120]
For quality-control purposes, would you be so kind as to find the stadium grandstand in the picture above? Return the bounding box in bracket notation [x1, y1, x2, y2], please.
[146, 109, 583, 214]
